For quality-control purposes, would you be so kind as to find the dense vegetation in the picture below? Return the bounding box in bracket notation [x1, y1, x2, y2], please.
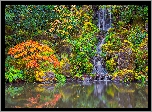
[5, 5, 148, 83]
[101, 5, 148, 83]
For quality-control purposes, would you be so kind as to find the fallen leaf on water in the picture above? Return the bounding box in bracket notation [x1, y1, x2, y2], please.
[77, 95, 79, 97]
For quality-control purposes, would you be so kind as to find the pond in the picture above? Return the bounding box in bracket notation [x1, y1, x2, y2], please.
[5, 81, 148, 108]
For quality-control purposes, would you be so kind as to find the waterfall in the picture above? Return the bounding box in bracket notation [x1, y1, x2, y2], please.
[92, 6, 112, 81]
[92, 37, 108, 80]
[102, 8, 105, 31]
[98, 6, 112, 31]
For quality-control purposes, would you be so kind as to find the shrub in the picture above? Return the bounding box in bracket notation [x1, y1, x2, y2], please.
[112, 69, 135, 82]
[7, 40, 60, 82]
[5, 66, 24, 83]
[135, 37, 148, 78]
[106, 58, 116, 72]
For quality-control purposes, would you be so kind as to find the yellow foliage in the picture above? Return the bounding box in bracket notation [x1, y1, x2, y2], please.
[112, 69, 135, 78]
[67, 26, 72, 29]
[35, 70, 45, 82]
[145, 66, 148, 72]
[60, 56, 69, 68]
[102, 43, 112, 52]
[14, 54, 20, 58]
[106, 58, 116, 72]
[124, 40, 128, 43]
[139, 37, 148, 49]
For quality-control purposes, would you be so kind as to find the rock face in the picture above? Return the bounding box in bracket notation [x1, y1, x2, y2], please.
[43, 71, 55, 83]
[117, 48, 135, 70]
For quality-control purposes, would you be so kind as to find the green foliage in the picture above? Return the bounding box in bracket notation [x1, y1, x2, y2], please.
[74, 37, 97, 74]
[57, 5, 99, 77]
[101, 5, 148, 83]
[5, 5, 148, 83]
[39, 61, 54, 72]
[127, 26, 148, 47]
[110, 5, 148, 26]
[135, 37, 148, 79]
[121, 5, 148, 23]
[55, 73, 66, 83]
[106, 58, 116, 72]
[5, 66, 24, 83]
[75, 73, 82, 78]
[135, 73, 146, 83]
[5, 5, 56, 34]
[5, 56, 25, 82]
[5, 56, 14, 69]
[5, 57, 32, 83]
[5, 5, 99, 80]
[5, 5, 60, 58]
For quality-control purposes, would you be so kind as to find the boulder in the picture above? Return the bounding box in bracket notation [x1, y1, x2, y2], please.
[43, 71, 55, 83]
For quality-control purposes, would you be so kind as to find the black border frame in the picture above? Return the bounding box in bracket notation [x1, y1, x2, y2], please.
[1, 1, 151, 111]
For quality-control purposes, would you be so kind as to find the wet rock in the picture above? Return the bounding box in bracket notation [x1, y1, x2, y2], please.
[46, 86, 54, 90]
[42, 71, 55, 83]
[94, 74, 100, 80]
[89, 76, 94, 81]
[107, 75, 112, 80]
[81, 75, 90, 82]
[65, 75, 72, 82]
[44, 71, 55, 78]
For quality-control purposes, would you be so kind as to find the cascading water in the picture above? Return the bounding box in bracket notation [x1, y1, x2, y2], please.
[92, 35, 108, 81]
[98, 6, 112, 31]
[92, 6, 112, 81]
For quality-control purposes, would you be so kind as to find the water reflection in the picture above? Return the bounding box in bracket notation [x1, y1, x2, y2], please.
[5, 82, 148, 108]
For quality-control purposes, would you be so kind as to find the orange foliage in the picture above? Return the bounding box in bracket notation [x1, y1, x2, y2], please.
[26, 60, 39, 68]
[50, 55, 60, 67]
[48, 94, 61, 107]
[27, 94, 41, 104]
[8, 40, 60, 69]
[24, 93, 61, 108]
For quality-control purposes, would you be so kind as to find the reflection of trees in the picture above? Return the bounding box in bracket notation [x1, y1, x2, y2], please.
[74, 85, 98, 108]
[5, 82, 148, 108]
[5, 85, 25, 108]
[94, 82, 148, 108]
[56, 83, 100, 108]
[93, 82, 119, 108]
[24, 93, 61, 108]
[73, 84, 99, 108]
[5, 83, 63, 108]
[134, 84, 148, 108]
[59, 84, 75, 103]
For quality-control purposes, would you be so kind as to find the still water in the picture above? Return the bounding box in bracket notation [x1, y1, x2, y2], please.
[5, 81, 148, 108]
